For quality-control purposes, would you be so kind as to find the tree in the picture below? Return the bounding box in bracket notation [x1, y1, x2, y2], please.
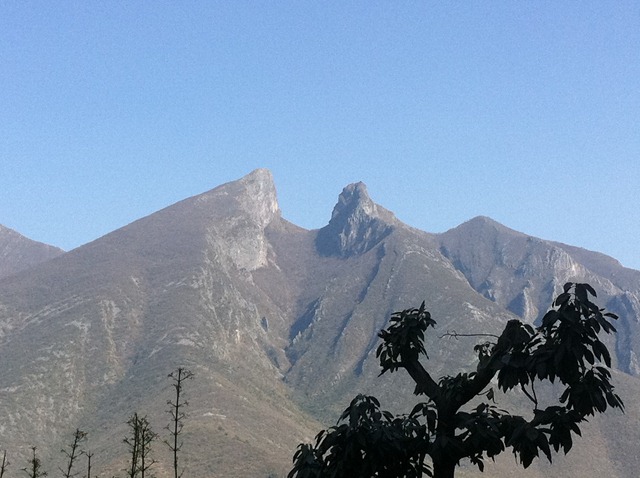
[22, 447, 47, 478]
[0, 450, 9, 478]
[289, 283, 624, 478]
[59, 429, 86, 478]
[164, 367, 194, 478]
[124, 413, 157, 478]
[82, 450, 94, 478]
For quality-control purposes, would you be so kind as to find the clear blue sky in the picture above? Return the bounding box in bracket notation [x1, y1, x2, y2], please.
[1, 2, 639, 269]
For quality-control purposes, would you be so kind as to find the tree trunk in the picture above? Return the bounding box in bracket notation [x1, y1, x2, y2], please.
[432, 458, 456, 478]
[433, 408, 458, 478]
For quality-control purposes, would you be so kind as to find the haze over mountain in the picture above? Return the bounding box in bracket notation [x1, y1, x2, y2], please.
[0, 169, 638, 477]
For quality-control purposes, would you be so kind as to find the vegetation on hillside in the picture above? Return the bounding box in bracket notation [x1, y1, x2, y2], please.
[0, 284, 627, 477]
[0, 368, 194, 478]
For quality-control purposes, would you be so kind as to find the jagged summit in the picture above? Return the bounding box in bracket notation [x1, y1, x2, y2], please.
[330, 182, 376, 221]
[211, 169, 281, 269]
[192, 168, 280, 228]
[26, 169, 282, 285]
[231, 168, 280, 227]
[315, 181, 394, 257]
[240, 168, 280, 224]
[2, 170, 640, 477]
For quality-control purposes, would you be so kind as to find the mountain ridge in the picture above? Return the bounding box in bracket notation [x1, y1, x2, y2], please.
[0, 169, 638, 477]
[0, 224, 64, 280]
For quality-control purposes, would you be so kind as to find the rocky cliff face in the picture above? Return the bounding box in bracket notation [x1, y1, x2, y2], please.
[438, 216, 640, 376]
[197, 168, 280, 271]
[0, 170, 305, 477]
[0, 170, 639, 477]
[315, 182, 395, 257]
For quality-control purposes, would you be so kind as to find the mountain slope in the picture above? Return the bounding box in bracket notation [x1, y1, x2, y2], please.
[439, 216, 640, 376]
[0, 224, 64, 279]
[0, 170, 319, 476]
[0, 170, 638, 477]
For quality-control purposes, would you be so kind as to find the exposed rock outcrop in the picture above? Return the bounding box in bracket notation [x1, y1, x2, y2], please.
[204, 168, 280, 271]
[1, 170, 640, 477]
[315, 182, 394, 257]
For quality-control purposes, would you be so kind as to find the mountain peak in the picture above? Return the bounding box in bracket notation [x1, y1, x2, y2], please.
[194, 168, 280, 230]
[447, 216, 525, 238]
[316, 182, 393, 257]
[244, 167, 273, 181]
[235, 168, 280, 227]
[239, 168, 276, 195]
[179, 168, 280, 270]
[331, 182, 375, 220]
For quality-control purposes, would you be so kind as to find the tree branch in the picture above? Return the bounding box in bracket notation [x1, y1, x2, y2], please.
[455, 320, 530, 408]
[401, 355, 440, 400]
[440, 330, 500, 340]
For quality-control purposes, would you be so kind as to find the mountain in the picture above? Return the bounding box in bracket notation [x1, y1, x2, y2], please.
[439, 216, 640, 375]
[0, 224, 64, 279]
[0, 169, 638, 477]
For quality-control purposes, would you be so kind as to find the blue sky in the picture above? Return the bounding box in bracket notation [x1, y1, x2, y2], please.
[1, 2, 639, 269]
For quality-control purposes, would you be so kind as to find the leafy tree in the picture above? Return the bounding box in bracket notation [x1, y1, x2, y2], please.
[124, 413, 157, 478]
[59, 429, 86, 478]
[164, 368, 194, 478]
[289, 283, 624, 478]
[22, 447, 47, 478]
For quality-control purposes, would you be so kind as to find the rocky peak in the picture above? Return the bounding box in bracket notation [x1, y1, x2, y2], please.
[192, 168, 280, 227]
[315, 182, 393, 257]
[330, 182, 376, 221]
[233, 168, 280, 228]
[192, 169, 281, 271]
